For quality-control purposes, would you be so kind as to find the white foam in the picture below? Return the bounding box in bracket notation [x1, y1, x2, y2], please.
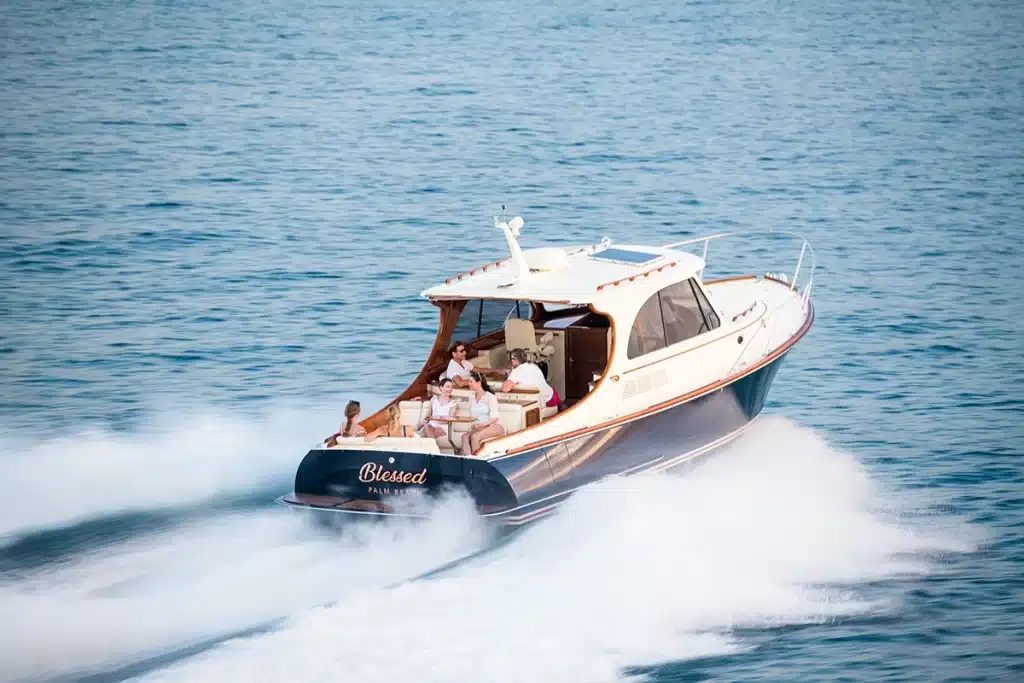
[135, 417, 975, 683]
[0, 399, 384, 542]
[0, 492, 487, 683]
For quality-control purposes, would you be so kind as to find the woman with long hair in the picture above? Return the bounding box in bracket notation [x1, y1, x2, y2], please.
[460, 371, 505, 455]
[419, 378, 457, 438]
[365, 404, 414, 441]
[340, 400, 365, 437]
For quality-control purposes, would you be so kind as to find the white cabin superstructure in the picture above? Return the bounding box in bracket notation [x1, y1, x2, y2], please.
[344, 215, 815, 461]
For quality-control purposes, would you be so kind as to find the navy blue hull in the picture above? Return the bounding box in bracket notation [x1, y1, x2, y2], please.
[484, 351, 786, 524]
[280, 353, 786, 527]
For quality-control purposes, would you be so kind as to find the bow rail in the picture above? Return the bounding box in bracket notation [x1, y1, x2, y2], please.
[663, 229, 816, 310]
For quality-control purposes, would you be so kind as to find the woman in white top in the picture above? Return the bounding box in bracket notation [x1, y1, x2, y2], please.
[444, 341, 474, 387]
[460, 371, 505, 455]
[418, 378, 457, 438]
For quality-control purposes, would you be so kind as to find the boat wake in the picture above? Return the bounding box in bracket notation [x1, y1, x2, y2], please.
[0, 414, 975, 683]
[0, 399, 493, 683]
[0, 403, 343, 545]
[109, 416, 971, 683]
[0, 498, 488, 683]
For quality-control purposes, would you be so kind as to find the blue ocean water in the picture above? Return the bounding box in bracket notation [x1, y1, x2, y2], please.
[1, 0, 1021, 681]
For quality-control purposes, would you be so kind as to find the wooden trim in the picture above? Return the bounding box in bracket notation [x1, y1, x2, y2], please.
[361, 300, 466, 433]
[525, 407, 540, 427]
[503, 301, 814, 455]
[428, 295, 576, 305]
[622, 307, 767, 375]
[283, 493, 507, 517]
[764, 274, 790, 286]
[283, 493, 359, 509]
[703, 274, 757, 285]
[444, 258, 508, 285]
[596, 261, 678, 291]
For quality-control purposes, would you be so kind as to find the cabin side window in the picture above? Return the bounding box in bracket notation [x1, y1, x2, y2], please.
[626, 279, 721, 359]
[626, 293, 667, 358]
[691, 280, 720, 331]
[658, 279, 718, 345]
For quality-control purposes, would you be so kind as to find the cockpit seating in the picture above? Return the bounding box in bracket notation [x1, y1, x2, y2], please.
[504, 318, 555, 365]
[400, 391, 538, 455]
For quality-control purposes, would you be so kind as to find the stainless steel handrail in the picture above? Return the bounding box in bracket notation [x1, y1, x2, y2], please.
[662, 229, 816, 308]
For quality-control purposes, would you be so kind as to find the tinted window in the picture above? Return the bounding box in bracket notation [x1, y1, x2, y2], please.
[627, 279, 721, 359]
[659, 280, 707, 345]
[627, 293, 666, 358]
[691, 281, 720, 331]
[453, 300, 531, 341]
[452, 300, 482, 341]
[480, 300, 527, 333]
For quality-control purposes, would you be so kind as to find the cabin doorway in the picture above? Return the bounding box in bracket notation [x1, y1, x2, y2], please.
[535, 306, 611, 407]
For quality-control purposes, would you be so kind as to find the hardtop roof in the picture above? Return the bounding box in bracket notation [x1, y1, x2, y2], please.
[420, 243, 706, 305]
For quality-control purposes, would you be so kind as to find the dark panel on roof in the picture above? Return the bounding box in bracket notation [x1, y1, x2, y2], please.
[589, 248, 661, 266]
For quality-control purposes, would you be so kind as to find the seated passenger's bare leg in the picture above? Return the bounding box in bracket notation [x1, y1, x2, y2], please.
[469, 422, 506, 453]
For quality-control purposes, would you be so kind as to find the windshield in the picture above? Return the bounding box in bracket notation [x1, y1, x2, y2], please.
[451, 300, 533, 341]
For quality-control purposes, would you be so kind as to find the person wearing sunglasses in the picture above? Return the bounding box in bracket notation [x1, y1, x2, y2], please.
[443, 340, 474, 387]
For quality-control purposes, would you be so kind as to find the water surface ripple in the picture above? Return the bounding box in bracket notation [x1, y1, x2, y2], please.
[1, 0, 1021, 681]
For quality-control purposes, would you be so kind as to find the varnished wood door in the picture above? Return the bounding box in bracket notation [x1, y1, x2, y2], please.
[565, 326, 608, 401]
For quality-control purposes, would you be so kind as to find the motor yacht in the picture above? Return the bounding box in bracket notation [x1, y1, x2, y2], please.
[277, 215, 815, 527]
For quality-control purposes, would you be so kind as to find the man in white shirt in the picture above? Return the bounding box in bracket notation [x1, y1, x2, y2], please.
[444, 341, 474, 387]
[501, 349, 557, 408]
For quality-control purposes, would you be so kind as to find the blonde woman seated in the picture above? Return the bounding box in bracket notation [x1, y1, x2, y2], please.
[364, 404, 415, 441]
[418, 378, 457, 438]
[460, 371, 505, 455]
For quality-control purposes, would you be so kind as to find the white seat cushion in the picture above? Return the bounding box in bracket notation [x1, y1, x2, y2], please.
[399, 400, 429, 427]
[498, 402, 526, 432]
[475, 344, 508, 369]
[447, 400, 526, 436]
[504, 318, 537, 351]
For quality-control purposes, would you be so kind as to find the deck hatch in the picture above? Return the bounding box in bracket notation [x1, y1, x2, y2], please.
[589, 248, 662, 266]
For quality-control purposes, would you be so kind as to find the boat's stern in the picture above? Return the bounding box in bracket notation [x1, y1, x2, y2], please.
[277, 439, 518, 521]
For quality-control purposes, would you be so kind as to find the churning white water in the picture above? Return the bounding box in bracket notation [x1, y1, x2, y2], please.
[129, 417, 973, 683]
